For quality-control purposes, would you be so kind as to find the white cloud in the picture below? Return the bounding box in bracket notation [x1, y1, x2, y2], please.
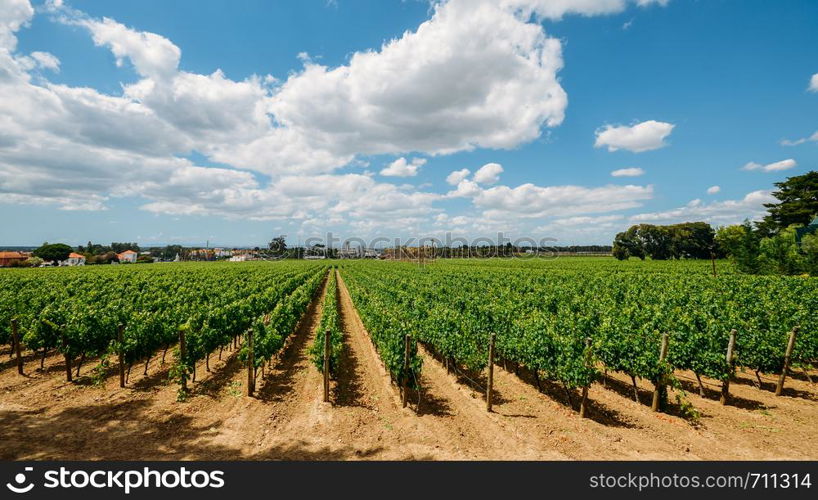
[0, 0, 33, 50]
[742, 158, 797, 172]
[33, 50, 59, 69]
[594, 120, 675, 153]
[781, 131, 818, 146]
[501, 0, 668, 20]
[706, 185, 720, 195]
[433, 213, 469, 227]
[446, 168, 471, 185]
[268, 0, 568, 161]
[446, 179, 483, 198]
[80, 17, 181, 79]
[473, 162, 504, 184]
[535, 214, 624, 234]
[447, 176, 653, 219]
[380, 157, 426, 177]
[0, 0, 667, 237]
[809, 73, 818, 93]
[611, 167, 644, 177]
[475, 183, 653, 219]
[630, 190, 775, 224]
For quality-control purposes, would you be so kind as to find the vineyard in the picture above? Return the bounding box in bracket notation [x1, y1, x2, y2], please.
[0, 262, 326, 394]
[343, 260, 818, 411]
[0, 258, 816, 460]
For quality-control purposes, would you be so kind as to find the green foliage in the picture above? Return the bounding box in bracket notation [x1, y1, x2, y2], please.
[0, 261, 327, 388]
[342, 269, 422, 387]
[758, 171, 818, 236]
[759, 226, 803, 275]
[801, 233, 818, 275]
[310, 269, 343, 376]
[249, 268, 325, 368]
[613, 222, 715, 261]
[719, 220, 818, 276]
[33, 243, 73, 263]
[25, 256, 43, 267]
[342, 259, 818, 395]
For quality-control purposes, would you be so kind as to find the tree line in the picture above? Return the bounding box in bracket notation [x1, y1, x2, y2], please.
[612, 171, 818, 275]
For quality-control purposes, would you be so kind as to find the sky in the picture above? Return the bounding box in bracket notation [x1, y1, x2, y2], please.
[0, 0, 817, 248]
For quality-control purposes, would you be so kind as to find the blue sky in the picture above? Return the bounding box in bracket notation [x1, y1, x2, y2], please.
[0, 0, 817, 247]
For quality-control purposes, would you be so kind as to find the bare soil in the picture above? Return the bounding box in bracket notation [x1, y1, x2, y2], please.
[0, 269, 816, 460]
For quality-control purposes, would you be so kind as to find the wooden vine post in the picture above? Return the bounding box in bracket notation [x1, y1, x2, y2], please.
[61, 331, 72, 382]
[11, 319, 23, 375]
[402, 334, 410, 408]
[579, 337, 592, 418]
[118, 324, 125, 388]
[775, 326, 799, 396]
[719, 329, 737, 405]
[486, 332, 496, 413]
[178, 328, 187, 392]
[651, 332, 669, 412]
[247, 328, 255, 397]
[323, 329, 331, 403]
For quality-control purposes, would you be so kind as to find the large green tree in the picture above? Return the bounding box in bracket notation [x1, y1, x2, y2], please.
[33, 243, 73, 263]
[758, 171, 818, 235]
[613, 222, 715, 260]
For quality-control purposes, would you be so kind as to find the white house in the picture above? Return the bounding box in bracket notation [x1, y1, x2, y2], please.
[63, 252, 86, 266]
[117, 250, 138, 263]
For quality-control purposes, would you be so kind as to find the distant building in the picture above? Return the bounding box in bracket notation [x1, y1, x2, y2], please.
[63, 252, 86, 266]
[117, 250, 138, 263]
[339, 244, 382, 259]
[0, 251, 27, 267]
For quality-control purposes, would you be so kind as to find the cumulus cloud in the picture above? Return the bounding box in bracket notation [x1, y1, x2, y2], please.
[473, 163, 504, 184]
[706, 185, 720, 195]
[447, 174, 653, 219]
[809, 73, 818, 93]
[594, 120, 674, 153]
[32, 51, 59, 69]
[474, 183, 653, 219]
[33, 0, 579, 179]
[0, 0, 33, 50]
[445, 168, 471, 185]
[269, 0, 568, 163]
[630, 190, 774, 224]
[742, 158, 797, 172]
[380, 157, 426, 177]
[0, 0, 669, 236]
[501, 0, 668, 20]
[535, 214, 625, 235]
[611, 167, 644, 177]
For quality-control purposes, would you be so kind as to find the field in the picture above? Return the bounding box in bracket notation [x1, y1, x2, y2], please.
[1, 258, 816, 460]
